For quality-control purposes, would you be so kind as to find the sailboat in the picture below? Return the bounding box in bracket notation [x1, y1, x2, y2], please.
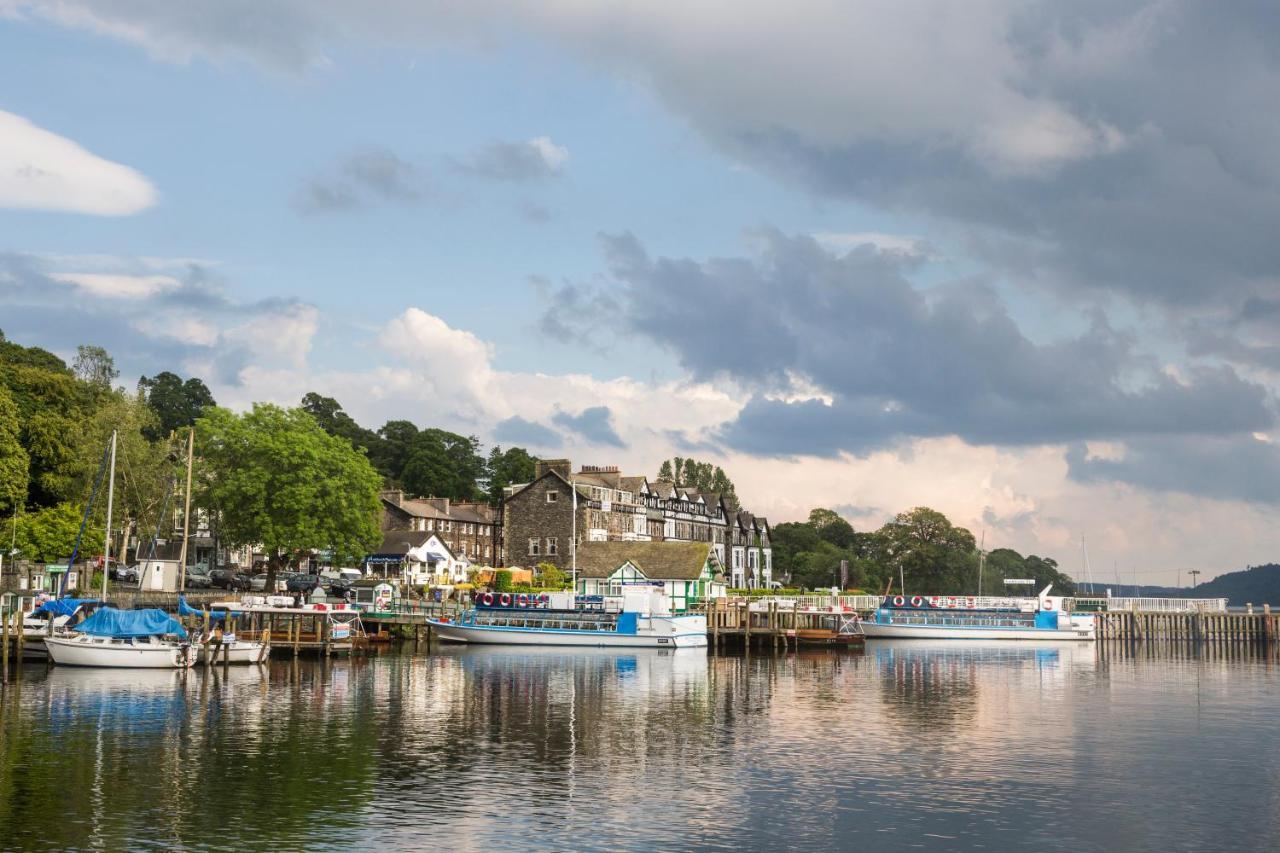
[44, 608, 196, 668]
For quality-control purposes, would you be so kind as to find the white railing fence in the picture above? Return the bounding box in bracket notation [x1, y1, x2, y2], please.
[1097, 597, 1228, 613]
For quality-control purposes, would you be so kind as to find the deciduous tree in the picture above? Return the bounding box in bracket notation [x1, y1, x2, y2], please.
[196, 404, 383, 591]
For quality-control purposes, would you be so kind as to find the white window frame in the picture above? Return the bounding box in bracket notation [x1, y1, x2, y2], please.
[546, 537, 558, 556]
[528, 538, 540, 556]
[547, 491, 559, 503]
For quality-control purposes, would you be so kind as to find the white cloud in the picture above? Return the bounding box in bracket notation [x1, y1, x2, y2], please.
[0, 109, 156, 215]
[528, 136, 569, 172]
[812, 231, 934, 260]
[50, 272, 179, 299]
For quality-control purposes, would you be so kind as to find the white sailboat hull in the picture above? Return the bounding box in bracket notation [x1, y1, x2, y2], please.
[198, 640, 270, 664]
[44, 635, 197, 668]
[861, 621, 1095, 641]
[428, 616, 708, 648]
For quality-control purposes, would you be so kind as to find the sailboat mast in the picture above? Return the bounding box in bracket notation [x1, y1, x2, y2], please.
[102, 429, 117, 600]
[177, 427, 195, 593]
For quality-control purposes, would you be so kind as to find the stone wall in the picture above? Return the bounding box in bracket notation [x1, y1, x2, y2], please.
[501, 474, 583, 570]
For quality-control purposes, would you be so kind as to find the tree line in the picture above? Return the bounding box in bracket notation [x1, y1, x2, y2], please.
[0, 331, 538, 580]
[774, 507, 1076, 595]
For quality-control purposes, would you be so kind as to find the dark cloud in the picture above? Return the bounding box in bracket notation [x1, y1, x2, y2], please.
[1066, 436, 1280, 505]
[295, 150, 426, 214]
[459, 139, 566, 182]
[492, 416, 560, 447]
[552, 406, 625, 448]
[550, 230, 1274, 462]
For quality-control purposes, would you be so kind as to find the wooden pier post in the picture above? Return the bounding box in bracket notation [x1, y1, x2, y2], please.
[2, 608, 10, 680]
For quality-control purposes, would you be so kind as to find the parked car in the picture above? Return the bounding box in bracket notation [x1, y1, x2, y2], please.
[184, 566, 213, 589]
[209, 568, 251, 590]
[321, 567, 364, 585]
[324, 577, 355, 599]
[286, 573, 322, 594]
[110, 563, 140, 584]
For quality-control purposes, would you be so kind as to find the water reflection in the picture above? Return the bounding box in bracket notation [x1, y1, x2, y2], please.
[1, 643, 1278, 851]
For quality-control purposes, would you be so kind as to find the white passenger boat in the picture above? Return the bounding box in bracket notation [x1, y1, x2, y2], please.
[860, 586, 1095, 641]
[44, 608, 197, 668]
[427, 590, 708, 649]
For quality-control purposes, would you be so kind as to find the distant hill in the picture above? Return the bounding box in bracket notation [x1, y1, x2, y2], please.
[1078, 564, 1280, 606]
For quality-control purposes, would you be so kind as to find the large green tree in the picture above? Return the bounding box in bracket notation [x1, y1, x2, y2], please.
[138, 371, 216, 439]
[0, 384, 28, 511]
[13, 502, 103, 564]
[400, 428, 484, 501]
[655, 456, 739, 508]
[486, 446, 537, 505]
[300, 392, 381, 455]
[878, 507, 978, 594]
[72, 345, 119, 389]
[196, 404, 383, 590]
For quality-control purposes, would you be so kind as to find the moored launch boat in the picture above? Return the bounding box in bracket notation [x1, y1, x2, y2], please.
[427, 590, 708, 648]
[20, 598, 102, 661]
[44, 608, 197, 668]
[860, 586, 1095, 641]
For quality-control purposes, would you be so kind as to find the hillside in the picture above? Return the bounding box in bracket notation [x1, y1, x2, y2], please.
[1078, 564, 1280, 606]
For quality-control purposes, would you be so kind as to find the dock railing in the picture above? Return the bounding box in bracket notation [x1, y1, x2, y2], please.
[1099, 597, 1228, 613]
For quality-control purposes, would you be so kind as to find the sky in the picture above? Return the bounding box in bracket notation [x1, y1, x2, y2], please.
[2, 1, 1279, 585]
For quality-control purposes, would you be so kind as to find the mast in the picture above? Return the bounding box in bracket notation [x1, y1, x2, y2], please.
[977, 530, 986, 597]
[101, 429, 117, 600]
[570, 478, 577, 594]
[177, 427, 195, 593]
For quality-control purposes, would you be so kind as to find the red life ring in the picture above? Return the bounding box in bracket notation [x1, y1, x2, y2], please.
[500, 593, 512, 606]
[482, 592, 494, 606]
[892, 596, 905, 606]
[910, 596, 923, 607]
[516, 593, 528, 607]
[538, 593, 550, 605]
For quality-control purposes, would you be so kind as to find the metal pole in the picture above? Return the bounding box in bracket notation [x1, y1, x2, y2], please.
[177, 427, 195, 593]
[102, 430, 117, 600]
[571, 479, 577, 594]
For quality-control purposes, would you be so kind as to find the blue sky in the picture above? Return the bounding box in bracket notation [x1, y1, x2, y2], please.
[3, 2, 1279, 582]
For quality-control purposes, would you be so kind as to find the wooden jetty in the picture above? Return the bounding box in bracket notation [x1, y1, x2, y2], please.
[707, 598, 865, 651]
[1095, 603, 1278, 645]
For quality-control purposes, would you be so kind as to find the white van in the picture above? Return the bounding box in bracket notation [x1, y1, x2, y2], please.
[320, 567, 364, 584]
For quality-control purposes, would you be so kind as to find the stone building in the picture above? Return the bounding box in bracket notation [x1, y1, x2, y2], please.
[380, 491, 500, 566]
[501, 459, 772, 588]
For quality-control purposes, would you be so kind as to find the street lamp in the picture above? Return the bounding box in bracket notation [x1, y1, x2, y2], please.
[1189, 569, 1201, 588]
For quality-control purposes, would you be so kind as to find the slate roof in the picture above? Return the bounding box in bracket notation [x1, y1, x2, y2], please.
[383, 497, 496, 524]
[573, 540, 716, 580]
[372, 531, 455, 558]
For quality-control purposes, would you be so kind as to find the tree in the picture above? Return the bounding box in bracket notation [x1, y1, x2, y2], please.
[877, 507, 977, 594]
[196, 404, 383, 592]
[654, 456, 739, 506]
[400, 428, 484, 501]
[536, 562, 567, 589]
[72, 345, 119, 389]
[0, 385, 28, 510]
[13, 502, 102, 564]
[299, 392, 381, 456]
[372, 419, 419, 482]
[493, 569, 514, 593]
[486, 446, 537, 505]
[138, 371, 216, 439]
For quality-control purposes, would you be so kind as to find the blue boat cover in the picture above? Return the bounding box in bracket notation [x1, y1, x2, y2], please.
[178, 596, 224, 620]
[76, 608, 188, 639]
[34, 598, 99, 618]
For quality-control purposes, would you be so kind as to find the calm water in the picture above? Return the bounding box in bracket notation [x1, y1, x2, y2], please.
[2, 642, 1278, 851]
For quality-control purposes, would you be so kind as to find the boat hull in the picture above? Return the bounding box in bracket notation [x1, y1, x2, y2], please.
[199, 640, 269, 664]
[427, 617, 708, 648]
[44, 636, 197, 668]
[861, 621, 1094, 641]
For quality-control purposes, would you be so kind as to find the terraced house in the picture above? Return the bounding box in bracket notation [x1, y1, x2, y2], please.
[501, 460, 772, 589]
[379, 491, 500, 566]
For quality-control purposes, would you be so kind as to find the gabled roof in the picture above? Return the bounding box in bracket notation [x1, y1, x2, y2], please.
[619, 476, 648, 493]
[381, 497, 496, 524]
[574, 541, 716, 580]
[373, 530, 434, 556]
[502, 468, 593, 503]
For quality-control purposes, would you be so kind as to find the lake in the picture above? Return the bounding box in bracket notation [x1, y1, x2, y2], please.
[2, 642, 1277, 851]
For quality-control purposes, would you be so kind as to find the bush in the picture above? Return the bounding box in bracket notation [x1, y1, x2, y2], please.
[537, 562, 568, 589]
[493, 570, 513, 593]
